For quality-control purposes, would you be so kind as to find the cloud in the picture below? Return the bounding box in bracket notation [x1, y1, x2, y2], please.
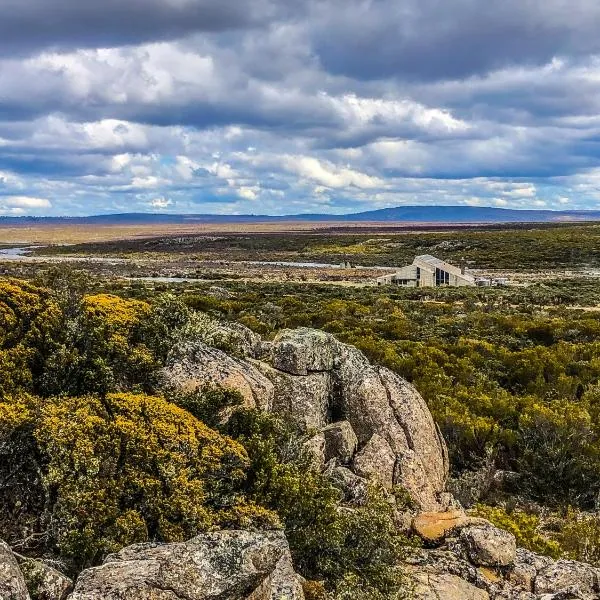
[0, 0, 293, 57]
[312, 0, 600, 81]
[1, 1, 600, 215]
[0, 195, 52, 214]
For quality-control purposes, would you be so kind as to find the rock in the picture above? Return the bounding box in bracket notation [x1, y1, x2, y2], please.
[460, 524, 517, 567]
[271, 328, 340, 375]
[534, 560, 600, 598]
[324, 461, 369, 505]
[162, 341, 274, 412]
[257, 363, 331, 431]
[209, 321, 263, 358]
[301, 434, 326, 471]
[412, 510, 489, 543]
[405, 548, 492, 592]
[322, 421, 358, 464]
[509, 548, 553, 591]
[166, 326, 450, 512]
[335, 345, 448, 510]
[0, 540, 30, 600]
[68, 530, 304, 600]
[351, 434, 397, 490]
[19, 559, 73, 600]
[408, 570, 490, 600]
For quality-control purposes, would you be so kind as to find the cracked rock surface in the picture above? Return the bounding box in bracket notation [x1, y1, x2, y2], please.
[67, 530, 304, 600]
[164, 326, 450, 511]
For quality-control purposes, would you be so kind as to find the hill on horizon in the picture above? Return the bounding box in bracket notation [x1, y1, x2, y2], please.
[2, 205, 600, 225]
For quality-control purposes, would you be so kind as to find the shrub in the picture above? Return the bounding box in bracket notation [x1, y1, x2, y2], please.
[471, 504, 561, 559]
[1, 393, 275, 571]
[0, 279, 61, 396]
[555, 509, 600, 565]
[224, 409, 414, 598]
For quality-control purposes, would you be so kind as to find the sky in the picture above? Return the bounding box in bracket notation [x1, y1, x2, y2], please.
[2, 1, 600, 216]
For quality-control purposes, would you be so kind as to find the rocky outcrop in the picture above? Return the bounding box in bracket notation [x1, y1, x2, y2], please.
[0, 540, 30, 600]
[19, 559, 73, 600]
[162, 341, 274, 412]
[460, 525, 517, 568]
[164, 325, 450, 511]
[68, 530, 303, 600]
[408, 512, 600, 600]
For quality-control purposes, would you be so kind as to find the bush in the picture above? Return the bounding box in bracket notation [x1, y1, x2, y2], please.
[224, 409, 415, 598]
[0, 393, 276, 571]
[471, 504, 561, 559]
[555, 509, 600, 566]
[516, 401, 600, 507]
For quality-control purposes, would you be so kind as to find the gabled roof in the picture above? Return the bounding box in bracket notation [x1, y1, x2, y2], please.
[414, 254, 447, 267]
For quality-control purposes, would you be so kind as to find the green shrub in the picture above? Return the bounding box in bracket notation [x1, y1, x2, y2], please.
[0, 393, 276, 571]
[224, 409, 415, 598]
[471, 504, 561, 559]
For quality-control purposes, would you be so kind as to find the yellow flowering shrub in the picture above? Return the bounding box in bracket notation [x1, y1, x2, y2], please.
[0, 279, 61, 396]
[26, 392, 276, 569]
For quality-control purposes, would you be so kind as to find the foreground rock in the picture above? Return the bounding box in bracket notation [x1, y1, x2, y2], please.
[0, 540, 29, 600]
[19, 559, 73, 600]
[165, 325, 450, 511]
[68, 530, 303, 600]
[408, 512, 600, 600]
[162, 341, 274, 413]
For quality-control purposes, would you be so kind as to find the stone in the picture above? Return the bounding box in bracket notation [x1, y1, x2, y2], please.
[271, 328, 340, 375]
[460, 524, 517, 567]
[209, 321, 263, 358]
[408, 570, 490, 600]
[19, 559, 73, 600]
[301, 434, 326, 471]
[335, 345, 449, 510]
[351, 434, 397, 490]
[534, 560, 600, 598]
[0, 540, 29, 600]
[165, 326, 450, 512]
[161, 341, 274, 413]
[509, 548, 553, 591]
[412, 510, 489, 543]
[322, 421, 358, 464]
[257, 363, 331, 431]
[404, 548, 492, 592]
[68, 530, 304, 600]
[324, 461, 369, 505]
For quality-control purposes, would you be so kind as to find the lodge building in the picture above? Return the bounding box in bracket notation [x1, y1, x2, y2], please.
[376, 254, 476, 287]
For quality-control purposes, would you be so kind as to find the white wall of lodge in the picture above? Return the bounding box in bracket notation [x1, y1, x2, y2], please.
[376, 255, 476, 288]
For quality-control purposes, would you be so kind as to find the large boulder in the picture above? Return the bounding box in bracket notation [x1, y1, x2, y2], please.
[68, 530, 304, 600]
[533, 560, 600, 598]
[269, 329, 450, 511]
[271, 328, 340, 375]
[161, 341, 274, 412]
[164, 325, 450, 511]
[460, 524, 517, 567]
[0, 540, 30, 600]
[19, 559, 73, 600]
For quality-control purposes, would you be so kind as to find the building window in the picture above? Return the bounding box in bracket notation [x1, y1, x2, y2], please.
[435, 268, 450, 285]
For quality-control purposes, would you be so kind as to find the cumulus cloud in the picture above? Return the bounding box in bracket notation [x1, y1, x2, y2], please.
[1, 0, 600, 215]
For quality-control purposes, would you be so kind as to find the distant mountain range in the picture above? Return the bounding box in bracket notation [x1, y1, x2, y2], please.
[2, 205, 600, 225]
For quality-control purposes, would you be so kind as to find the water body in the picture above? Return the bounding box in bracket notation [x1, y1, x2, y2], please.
[0, 248, 395, 271]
